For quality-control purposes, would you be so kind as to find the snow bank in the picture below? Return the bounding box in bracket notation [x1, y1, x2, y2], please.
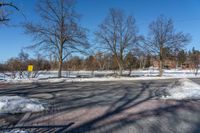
[1, 69, 200, 83]
[3, 76, 185, 84]
[2, 76, 200, 84]
[162, 78, 200, 100]
[5, 130, 29, 133]
[0, 96, 46, 114]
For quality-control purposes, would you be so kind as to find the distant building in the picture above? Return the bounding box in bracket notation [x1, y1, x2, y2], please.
[152, 59, 176, 69]
[182, 60, 194, 69]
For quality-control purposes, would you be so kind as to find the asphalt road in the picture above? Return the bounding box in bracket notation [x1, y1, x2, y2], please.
[0, 78, 200, 133]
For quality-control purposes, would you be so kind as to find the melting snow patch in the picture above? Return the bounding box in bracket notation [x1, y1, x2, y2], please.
[162, 78, 200, 100]
[0, 96, 46, 114]
[5, 129, 29, 133]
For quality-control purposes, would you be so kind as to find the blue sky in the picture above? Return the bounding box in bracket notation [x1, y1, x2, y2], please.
[0, 0, 200, 61]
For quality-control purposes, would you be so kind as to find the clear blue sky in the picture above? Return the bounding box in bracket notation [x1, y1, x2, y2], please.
[0, 0, 200, 61]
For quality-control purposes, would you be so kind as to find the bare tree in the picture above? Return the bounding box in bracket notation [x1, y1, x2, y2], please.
[95, 8, 141, 76]
[125, 52, 138, 76]
[177, 50, 187, 68]
[24, 0, 89, 77]
[0, 1, 19, 23]
[64, 56, 82, 71]
[190, 47, 200, 76]
[94, 52, 106, 70]
[145, 15, 190, 76]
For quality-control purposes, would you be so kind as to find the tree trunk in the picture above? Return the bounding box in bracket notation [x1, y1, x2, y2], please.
[114, 55, 123, 76]
[128, 67, 132, 76]
[159, 46, 163, 77]
[58, 59, 63, 78]
[159, 60, 163, 76]
[58, 48, 63, 78]
[119, 65, 123, 76]
[195, 65, 199, 76]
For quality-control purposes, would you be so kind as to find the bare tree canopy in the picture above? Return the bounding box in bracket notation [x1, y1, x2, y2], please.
[0, 1, 19, 23]
[145, 15, 191, 76]
[24, 0, 89, 77]
[95, 8, 142, 75]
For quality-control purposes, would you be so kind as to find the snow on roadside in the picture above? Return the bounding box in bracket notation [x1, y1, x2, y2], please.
[5, 129, 29, 133]
[1, 69, 200, 84]
[162, 78, 200, 100]
[0, 96, 46, 114]
[2, 76, 188, 84]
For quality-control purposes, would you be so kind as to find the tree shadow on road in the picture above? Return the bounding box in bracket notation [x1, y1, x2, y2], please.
[1, 80, 200, 133]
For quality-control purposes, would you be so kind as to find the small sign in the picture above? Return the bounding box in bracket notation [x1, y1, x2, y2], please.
[28, 65, 33, 72]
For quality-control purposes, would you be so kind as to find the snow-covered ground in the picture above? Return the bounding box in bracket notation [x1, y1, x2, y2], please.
[131, 69, 200, 77]
[5, 129, 29, 133]
[0, 69, 200, 83]
[38, 69, 200, 78]
[0, 96, 46, 114]
[162, 78, 200, 100]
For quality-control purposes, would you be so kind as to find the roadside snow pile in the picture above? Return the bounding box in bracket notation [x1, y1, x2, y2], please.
[5, 130, 29, 133]
[0, 96, 46, 114]
[162, 78, 200, 100]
